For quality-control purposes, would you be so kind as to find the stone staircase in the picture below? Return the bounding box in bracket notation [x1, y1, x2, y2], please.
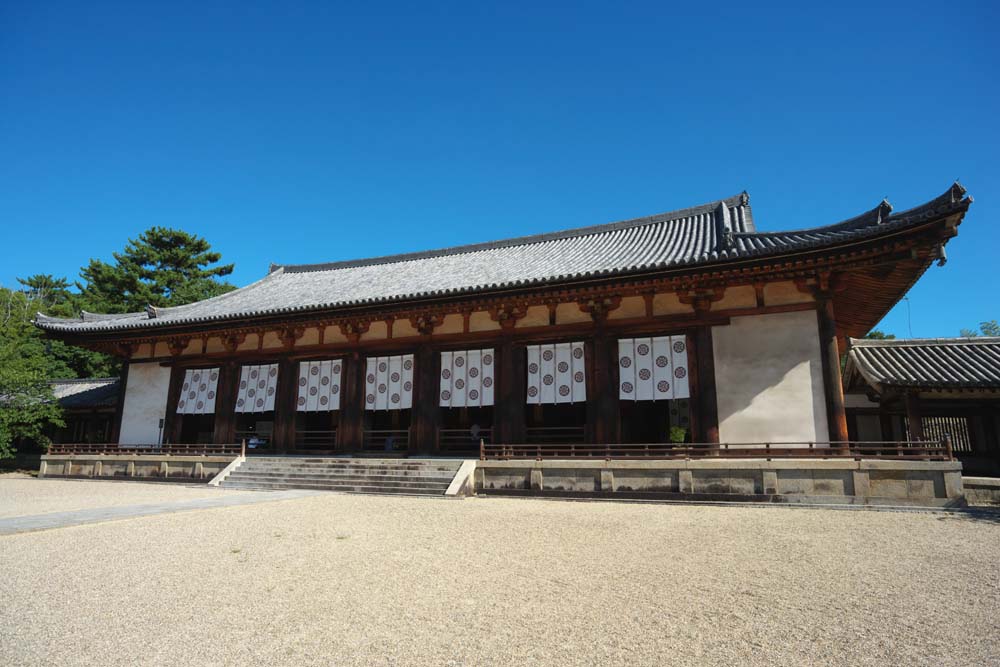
[218, 457, 464, 496]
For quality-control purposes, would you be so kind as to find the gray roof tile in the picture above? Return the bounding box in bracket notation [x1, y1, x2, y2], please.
[35, 184, 971, 334]
[49, 378, 120, 408]
[846, 337, 1000, 390]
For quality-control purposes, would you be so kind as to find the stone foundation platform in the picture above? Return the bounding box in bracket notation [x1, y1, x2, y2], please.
[39, 454, 236, 483]
[475, 459, 965, 507]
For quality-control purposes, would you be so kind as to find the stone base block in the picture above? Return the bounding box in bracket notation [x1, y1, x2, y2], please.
[476, 459, 965, 507]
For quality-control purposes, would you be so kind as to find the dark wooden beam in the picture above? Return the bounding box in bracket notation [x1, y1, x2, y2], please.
[817, 296, 849, 443]
[162, 364, 185, 444]
[411, 345, 439, 455]
[494, 339, 525, 444]
[338, 352, 365, 452]
[693, 327, 719, 443]
[905, 391, 924, 441]
[109, 361, 129, 444]
[273, 359, 298, 453]
[590, 332, 619, 444]
[212, 363, 238, 445]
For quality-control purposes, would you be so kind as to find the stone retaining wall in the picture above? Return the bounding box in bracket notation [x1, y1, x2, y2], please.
[476, 459, 965, 507]
[962, 477, 1000, 506]
[39, 454, 236, 483]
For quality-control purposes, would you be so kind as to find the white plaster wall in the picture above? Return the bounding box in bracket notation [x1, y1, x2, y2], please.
[118, 362, 172, 444]
[713, 310, 829, 444]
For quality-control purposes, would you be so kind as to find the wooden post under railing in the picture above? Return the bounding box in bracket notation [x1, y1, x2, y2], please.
[479, 438, 485, 461]
[241, 438, 246, 459]
[943, 433, 953, 461]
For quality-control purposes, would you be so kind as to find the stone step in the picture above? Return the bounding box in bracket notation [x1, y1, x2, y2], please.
[234, 465, 456, 478]
[226, 473, 452, 487]
[240, 463, 458, 475]
[240, 461, 461, 471]
[237, 468, 459, 478]
[219, 456, 465, 496]
[222, 480, 447, 495]
[247, 457, 462, 467]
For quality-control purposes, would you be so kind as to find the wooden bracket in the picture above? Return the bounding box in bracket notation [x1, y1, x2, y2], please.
[339, 320, 370, 344]
[578, 295, 622, 323]
[489, 302, 528, 330]
[167, 338, 188, 357]
[222, 332, 246, 354]
[278, 326, 304, 351]
[114, 342, 136, 359]
[410, 313, 443, 336]
[677, 288, 724, 315]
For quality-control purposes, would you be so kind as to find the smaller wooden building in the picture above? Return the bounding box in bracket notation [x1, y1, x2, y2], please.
[844, 337, 1000, 475]
[47, 378, 120, 444]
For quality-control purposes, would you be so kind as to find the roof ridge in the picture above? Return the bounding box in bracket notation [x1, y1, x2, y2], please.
[739, 200, 892, 238]
[274, 193, 750, 275]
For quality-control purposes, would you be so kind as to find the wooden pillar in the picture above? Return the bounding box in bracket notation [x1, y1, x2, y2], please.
[693, 326, 719, 443]
[878, 406, 894, 442]
[494, 339, 525, 444]
[212, 362, 238, 444]
[590, 331, 619, 444]
[411, 345, 439, 455]
[110, 361, 129, 444]
[338, 352, 365, 452]
[905, 391, 924, 442]
[272, 359, 297, 453]
[817, 297, 849, 443]
[163, 364, 185, 444]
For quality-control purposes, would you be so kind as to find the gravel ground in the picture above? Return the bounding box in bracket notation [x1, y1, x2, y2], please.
[0, 475, 237, 519]
[1, 486, 998, 667]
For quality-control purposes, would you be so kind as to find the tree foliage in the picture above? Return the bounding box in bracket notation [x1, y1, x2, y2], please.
[0, 287, 68, 457]
[864, 330, 896, 340]
[77, 227, 235, 313]
[0, 227, 235, 458]
[960, 320, 1000, 337]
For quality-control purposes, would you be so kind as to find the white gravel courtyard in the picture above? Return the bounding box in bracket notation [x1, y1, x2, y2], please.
[1, 477, 997, 666]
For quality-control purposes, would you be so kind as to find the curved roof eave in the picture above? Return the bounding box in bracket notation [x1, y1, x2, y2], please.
[33, 186, 971, 336]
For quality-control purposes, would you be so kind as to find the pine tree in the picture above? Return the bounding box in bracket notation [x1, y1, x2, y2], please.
[78, 227, 235, 313]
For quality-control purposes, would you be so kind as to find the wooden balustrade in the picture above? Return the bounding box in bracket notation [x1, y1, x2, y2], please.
[524, 426, 586, 444]
[361, 429, 409, 453]
[47, 443, 241, 456]
[438, 428, 491, 453]
[480, 440, 954, 461]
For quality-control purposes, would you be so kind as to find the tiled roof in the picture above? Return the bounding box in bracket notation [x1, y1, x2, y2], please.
[49, 378, 120, 408]
[846, 337, 1000, 391]
[34, 184, 971, 334]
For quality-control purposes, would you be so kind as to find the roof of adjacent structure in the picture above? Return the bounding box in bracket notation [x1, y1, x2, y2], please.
[845, 337, 1000, 391]
[34, 184, 971, 334]
[49, 378, 120, 408]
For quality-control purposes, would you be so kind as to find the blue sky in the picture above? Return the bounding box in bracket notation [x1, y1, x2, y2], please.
[1, 1, 997, 337]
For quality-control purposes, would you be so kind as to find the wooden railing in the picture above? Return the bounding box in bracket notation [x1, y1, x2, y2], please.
[47, 443, 241, 456]
[525, 426, 586, 444]
[293, 429, 338, 451]
[438, 428, 491, 453]
[362, 429, 409, 453]
[481, 438, 955, 461]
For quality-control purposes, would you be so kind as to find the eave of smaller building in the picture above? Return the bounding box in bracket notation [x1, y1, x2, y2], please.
[845, 336, 1000, 394]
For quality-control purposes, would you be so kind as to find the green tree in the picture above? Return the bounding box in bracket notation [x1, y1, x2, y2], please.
[13, 275, 118, 379]
[17, 274, 73, 313]
[0, 287, 68, 458]
[865, 330, 896, 340]
[1, 228, 236, 457]
[77, 227, 235, 313]
[960, 320, 1000, 337]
